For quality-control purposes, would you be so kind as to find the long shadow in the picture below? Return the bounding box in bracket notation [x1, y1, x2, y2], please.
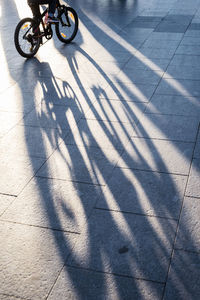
[0, 0, 199, 299]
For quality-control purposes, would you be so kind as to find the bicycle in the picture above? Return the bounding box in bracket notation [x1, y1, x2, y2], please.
[14, 0, 79, 58]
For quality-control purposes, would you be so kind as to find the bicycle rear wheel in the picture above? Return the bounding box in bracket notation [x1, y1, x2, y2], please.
[56, 7, 78, 44]
[14, 18, 40, 58]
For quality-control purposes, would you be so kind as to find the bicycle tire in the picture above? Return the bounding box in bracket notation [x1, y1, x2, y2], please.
[55, 7, 78, 44]
[14, 18, 40, 58]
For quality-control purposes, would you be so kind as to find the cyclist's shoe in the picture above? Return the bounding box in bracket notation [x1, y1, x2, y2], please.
[47, 16, 59, 23]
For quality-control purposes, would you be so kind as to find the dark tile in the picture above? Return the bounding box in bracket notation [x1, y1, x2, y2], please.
[163, 15, 193, 25]
[188, 23, 200, 30]
[154, 22, 188, 33]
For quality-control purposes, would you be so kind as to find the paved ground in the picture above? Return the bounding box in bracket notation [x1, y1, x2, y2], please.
[0, 0, 200, 299]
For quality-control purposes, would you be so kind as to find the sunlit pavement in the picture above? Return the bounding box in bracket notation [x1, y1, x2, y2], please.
[0, 0, 200, 299]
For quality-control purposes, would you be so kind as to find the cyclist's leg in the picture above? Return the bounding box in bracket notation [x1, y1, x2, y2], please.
[48, 0, 57, 15]
[28, 3, 41, 23]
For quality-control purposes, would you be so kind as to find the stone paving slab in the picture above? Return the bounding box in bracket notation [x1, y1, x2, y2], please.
[164, 65, 200, 80]
[155, 78, 200, 97]
[135, 47, 176, 59]
[64, 118, 138, 150]
[1, 177, 101, 233]
[0, 111, 24, 138]
[0, 125, 63, 159]
[175, 45, 200, 55]
[135, 114, 199, 142]
[48, 266, 164, 300]
[142, 39, 180, 50]
[117, 137, 194, 175]
[169, 54, 200, 67]
[102, 81, 157, 103]
[145, 94, 200, 117]
[95, 167, 187, 219]
[163, 250, 200, 299]
[20, 101, 83, 130]
[0, 221, 78, 300]
[118, 69, 163, 85]
[37, 143, 122, 185]
[0, 85, 37, 113]
[0, 195, 16, 216]
[123, 57, 170, 71]
[84, 99, 146, 123]
[67, 209, 177, 282]
[194, 129, 200, 158]
[185, 158, 200, 198]
[175, 196, 200, 252]
[0, 155, 45, 196]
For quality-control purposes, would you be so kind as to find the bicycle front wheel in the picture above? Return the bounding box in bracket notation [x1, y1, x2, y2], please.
[56, 7, 78, 44]
[14, 18, 40, 58]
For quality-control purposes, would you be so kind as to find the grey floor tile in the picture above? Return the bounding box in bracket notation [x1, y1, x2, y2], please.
[170, 54, 200, 67]
[68, 209, 177, 282]
[117, 137, 194, 175]
[0, 111, 23, 138]
[180, 36, 200, 45]
[164, 65, 200, 80]
[163, 14, 193, 25]
[0, 295, 26, 300]
[148, 32, 184, 40]
[20, 101, 83, 130]
[0, 194, 16, 216]
[185, 158, 200, 198]
[188, 23, 200, 30]
[175, 196, 200, 252]
[134, 16, 163, 22]
[123, 57, 170, 71]
[154, 22, 188, 33]
[118, 69, 163, 85]
[0, 154, 45, 196]
[176, 45, 200, 55]
[136, 47, 176, 59]
[163, 250, 200, 299]
[156, 78, 200, 97]
[0, 85, 37, 113]
[142, 39, 180, 50]
[0, 125, 63, 159]
[145, 94, 200, 116]
[84, 99, 146, 123]
[96, 167, 187, 219]
[48, 267, 164, 300]
[65, 119, 138, 150]
[2, 177, 101, 232]
[0, 221, 77, 300]
[102, 81, 157, 103]
[135, 114, 199, 142]
[125, 21, 159, 29]
[37, 143, 122, 185]
[194, 130, 200, 158]
[139, 10, 168, 17]
[185, 29, 200, 37]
